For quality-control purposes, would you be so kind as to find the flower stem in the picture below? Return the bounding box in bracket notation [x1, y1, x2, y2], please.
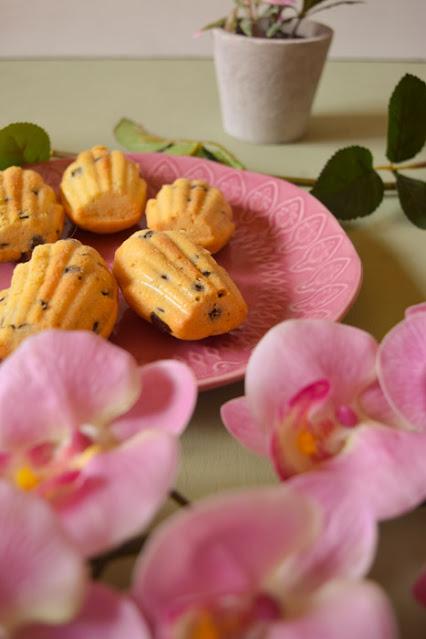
[90, 534, 147, 578]
[375, 160, 426, 171]
[170, 489, 191, 507]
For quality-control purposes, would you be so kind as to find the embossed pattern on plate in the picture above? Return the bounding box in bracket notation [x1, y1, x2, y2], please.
[0, 155, 362, 390]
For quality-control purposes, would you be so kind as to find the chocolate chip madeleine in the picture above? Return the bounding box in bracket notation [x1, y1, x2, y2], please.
[146, 178, 235, 254]
[113, 230, 247, 340]
[0, 239, 118, 358]
[60, 145, 147, 233]
[0, 166, 64, 263]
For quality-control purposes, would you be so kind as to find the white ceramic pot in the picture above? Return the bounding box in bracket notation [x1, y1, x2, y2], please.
[213, 21, 333, 144]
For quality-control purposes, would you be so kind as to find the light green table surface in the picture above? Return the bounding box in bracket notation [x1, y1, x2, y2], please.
[1, 59, 426, 636]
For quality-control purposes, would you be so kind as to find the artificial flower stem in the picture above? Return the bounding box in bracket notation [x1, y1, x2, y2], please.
[271, 174, 397, 190]
[170, 489, 191, 507]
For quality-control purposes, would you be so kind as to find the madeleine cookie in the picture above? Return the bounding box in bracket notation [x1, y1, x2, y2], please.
[146, 178, 235, 254]
[0, 166, 64, 263]
[0, 238, 118, 358]
[60, 145, 147, 233]
[113, 230, 247, 340]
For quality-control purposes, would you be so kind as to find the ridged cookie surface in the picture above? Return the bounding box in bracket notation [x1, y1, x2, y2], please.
[60, 145, 147, 233]
[0, 166, 64, 262]
[113, 230, 247, 340]
[0, 239, 118, 359]
[146, 178, 235, 254]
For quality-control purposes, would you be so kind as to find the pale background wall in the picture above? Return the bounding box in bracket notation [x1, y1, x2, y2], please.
[0, 0, 425, 60]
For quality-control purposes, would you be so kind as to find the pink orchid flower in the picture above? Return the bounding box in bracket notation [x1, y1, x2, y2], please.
[222, 313, 426, 520]
[132, 485, 397, 639]
[16, 584, 151, 639]
[0, 482, 85, 635]
[0, 330, 197, 558]
[376, 302, 426, 608]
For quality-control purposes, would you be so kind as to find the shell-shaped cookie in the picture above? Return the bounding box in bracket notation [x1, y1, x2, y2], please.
[146, 178, 235, 254]
[113, 230, 247, 340]
[0, 239, 118, 359]
[60, 145, 147, 233]
[0, 166, 64, 263]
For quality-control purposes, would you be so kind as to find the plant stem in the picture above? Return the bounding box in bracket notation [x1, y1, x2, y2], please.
[90, 534, 147, 578]
[51, 149, 75, 158]
[271, 173, 397, 190]
[170, 489, 191, 507]
[375, 160, 426, 171]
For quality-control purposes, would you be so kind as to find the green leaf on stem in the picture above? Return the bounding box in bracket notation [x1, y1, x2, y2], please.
[200, 142, 246, 169]
[395, 172, 426, 229]
[201, 17, 227, 32]
[164, 141, 200, 156]
[114, 118, 171, 153]
[311, 146, 384, 220]
[302, 0, 331, 13]
[0, 123, 50, 169]
[387, 74, 426, 163]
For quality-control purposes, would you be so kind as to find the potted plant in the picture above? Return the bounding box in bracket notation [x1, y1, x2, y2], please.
[203, 0, 360, 144]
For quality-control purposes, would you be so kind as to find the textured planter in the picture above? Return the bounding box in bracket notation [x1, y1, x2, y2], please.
[213, 21, 333, 144]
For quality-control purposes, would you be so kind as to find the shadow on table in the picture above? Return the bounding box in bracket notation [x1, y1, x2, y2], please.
[343, 226, 424, 340]
[304, 110, 387, 143]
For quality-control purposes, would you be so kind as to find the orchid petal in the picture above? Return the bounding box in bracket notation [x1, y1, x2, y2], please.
[245, 320, 378, 433]
[267, 580, 397, 639]
[316, 423, 426, 520]
[221, 397, 269, 455]
[132, 487, 320, 631]
[0, 482, 85, 631]
[405, 302, 426, 318]
[15, 584, 150, 639]
[413, 568, 426, 607]
[56, 431, 178, 557]
[0, 331, 140, 450]
[378, 313, 426, 431]
[358, 380, 401, 427]
[112, 360, 197, 440]
[282, 472, 378, 596]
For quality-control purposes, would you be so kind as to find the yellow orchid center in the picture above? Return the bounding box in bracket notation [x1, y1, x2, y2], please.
[189, 611, 221, 639]
[14, 465, 40, 491]
[296, 429, 318, 456]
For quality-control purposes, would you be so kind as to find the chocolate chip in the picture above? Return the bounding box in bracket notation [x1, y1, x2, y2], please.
[17, 323, 28, 329]
[161, 274, 169, 281]
[71, 167, 83, 177]
[208, 305, 222, 321]
[202, 270, 211, 277]
[39, 300, 49, 310]
[0, 297, 5, 303]
[217, 291, 226, 298]
[156, 307, 165, 313]
[101, 289, 111, 296]
[94, 156, 103, 163]
[32, 189, 39, 196]
[193, 281, 204, 292]
[193, 254, 200, 261]
[92, 321, 100, 334]
[64, 265, 81, 273]
[0, 243, 9, 249]
[30, 235, 44, 249]
[141, 230, 154, 239]
[18, 212, 30, 219]
[3, 197, 10, 203]
[150, 312, 172, 334]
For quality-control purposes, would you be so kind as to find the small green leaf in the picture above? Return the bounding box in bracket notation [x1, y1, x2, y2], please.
[201, 143, 245, 169]
[239, 17, 253, 37]
[311, 146, 384, 220]
[395, 171, 426, 229]
[201, 17, 226, 32]
[114, 118, 171, 153]
[387, 74, 426, 163]
[164, 141, 201, 156]
[0, 123, 50, 169]
[302, 0, 330, 13]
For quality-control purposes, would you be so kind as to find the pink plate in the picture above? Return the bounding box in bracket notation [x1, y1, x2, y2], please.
[0, 154, 362, 390]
